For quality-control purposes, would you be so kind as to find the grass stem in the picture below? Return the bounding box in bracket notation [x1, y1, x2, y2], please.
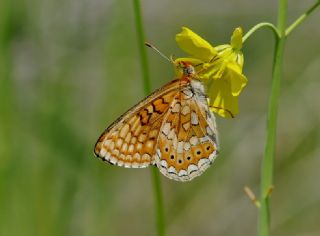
[132, 1, 165, 235]
[285, 0, 320, 36]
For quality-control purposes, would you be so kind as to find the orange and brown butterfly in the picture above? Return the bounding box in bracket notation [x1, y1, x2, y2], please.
[94, 48, 219, 181]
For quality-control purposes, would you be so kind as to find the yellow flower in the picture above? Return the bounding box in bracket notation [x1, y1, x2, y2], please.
[175, 27, 248, 118]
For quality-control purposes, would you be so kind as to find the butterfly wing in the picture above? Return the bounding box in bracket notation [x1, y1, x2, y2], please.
[94, 79, 190, 168]
[155, 79, 219, 181]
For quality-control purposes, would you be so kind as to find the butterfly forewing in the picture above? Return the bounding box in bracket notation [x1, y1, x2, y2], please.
[94, 79, 190, 168]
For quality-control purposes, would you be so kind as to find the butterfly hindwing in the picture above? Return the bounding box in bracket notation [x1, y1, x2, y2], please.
[155, 79, 219, 181]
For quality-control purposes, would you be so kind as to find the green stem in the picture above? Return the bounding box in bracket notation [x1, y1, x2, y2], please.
[243, 22, 280, 43]
[132, 1, 165, 236]
[133, 0, 151, 94]
[151, 166, 165, 236]
[258, 1, 287, 236]
[285, 0, 320, 36]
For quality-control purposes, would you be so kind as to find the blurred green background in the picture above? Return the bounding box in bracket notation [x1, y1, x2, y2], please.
[0, 0, 319, 235]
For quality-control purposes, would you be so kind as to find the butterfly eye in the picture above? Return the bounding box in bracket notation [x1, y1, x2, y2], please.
[206, 146, 211, 151]
[183, 65, 195, 75]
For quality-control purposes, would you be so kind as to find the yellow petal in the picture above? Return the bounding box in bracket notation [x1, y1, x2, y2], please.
[176, 27, 217, 61]
[230, 27, 243, 50]
[226, 62, 248, 96]
[207, 78, 239, 118]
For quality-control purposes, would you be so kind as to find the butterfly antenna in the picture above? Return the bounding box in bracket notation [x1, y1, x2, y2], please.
[145, 42, 173, 64]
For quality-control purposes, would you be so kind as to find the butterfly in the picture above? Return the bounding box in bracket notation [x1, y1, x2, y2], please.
[94, 61, 219, 181]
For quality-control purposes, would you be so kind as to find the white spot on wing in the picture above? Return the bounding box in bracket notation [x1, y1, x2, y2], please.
[168, 166, 177, 175]
[178, 169, 188, 177]
[109, 141, 115, 150]
[138, 133, 147, 142]
[162, 123, 170, 136]
[131, 162, 139, 168]
[112, 149, 119, 157]
[206, 126, 214, 136]
[136, 143, 143, 151]
[142, 153, 151, 162]
[116, 139, 123, 148]
[187, 164, 198, 175]
[200, 136, 210, 143]
[117, 160, 124, 167]
[168, 129, 175, 140]
[146, 140, 154, 150]
[209, 151, 217, 161]
[177, 141, 184, 153]
[191, 112, 199, 125]
[184, 142, 191, 151]
[126, 155, 132, 162]
[124, 163, 131, 168]
[102, 151, 110, 160]
[156, 149, 161, 158]
[183, 122, 190, 131]
[172, 135, 178, 149]
[125, 132, 132, 143]
[131, 137, 137, 144]
[181, 105, 190, 115]
[172, 103, 181, 113]
[160, 160, 168, 168]
[109, 156, 117, 164]
[100, 148, 107, 157]
[190, 136, 199, 146]
[121, 143, 128, 153]
[104, 139, 112, 147]
[128, 144, 134, 153]
[119, 124, 129, 138]
[133, 153, 140, 160]
[198, 158, 210, 168]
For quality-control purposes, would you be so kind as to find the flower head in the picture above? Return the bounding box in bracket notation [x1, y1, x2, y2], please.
[175, 27, 247, 118]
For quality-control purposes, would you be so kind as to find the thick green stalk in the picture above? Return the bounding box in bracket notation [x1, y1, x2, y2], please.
[258, 0, 287, 235]
[132, 1, 165, 236]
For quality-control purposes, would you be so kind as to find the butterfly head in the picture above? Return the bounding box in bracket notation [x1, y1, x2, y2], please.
[176, 61, 196, 78]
